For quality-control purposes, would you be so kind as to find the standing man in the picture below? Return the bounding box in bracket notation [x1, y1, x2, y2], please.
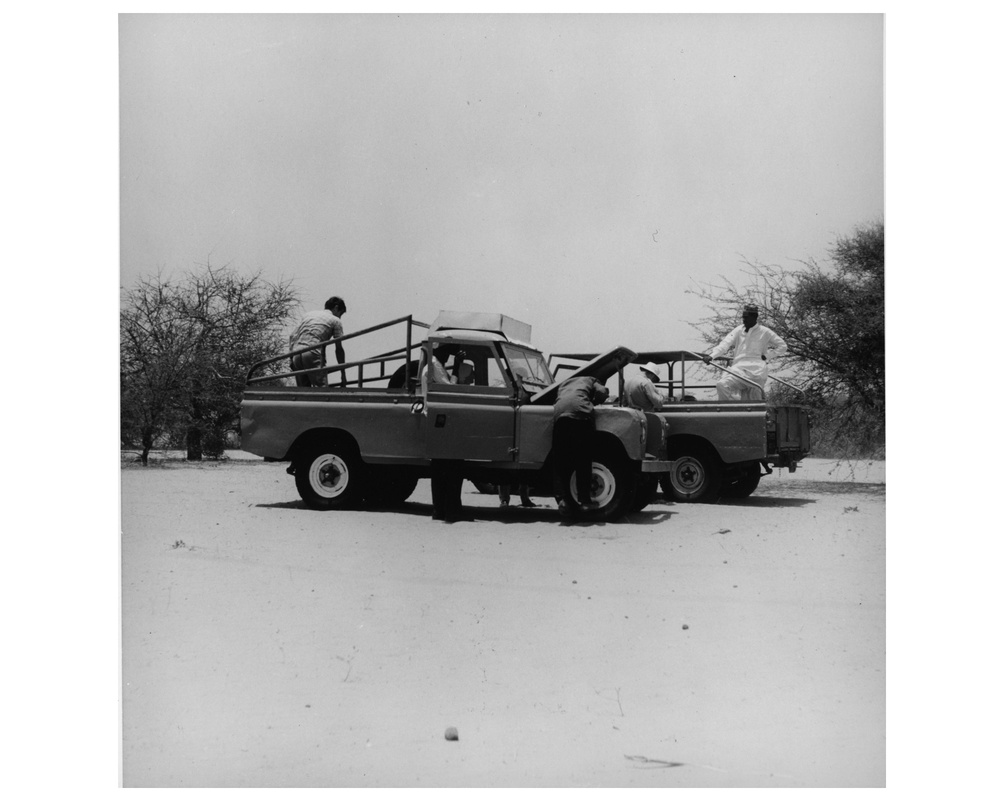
[552, 375, 609, 517]
[623, 362, 666, 411]
[423, 342, 469, 522]
[703, 304, 787, 401]
[430, 458, 467, 523]
[498, 483, 536, 509]
[289, 297, 348, 387]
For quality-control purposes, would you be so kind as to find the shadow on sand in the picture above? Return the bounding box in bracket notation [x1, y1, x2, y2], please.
[716, 495, 817, 508]
[256, 498, 676, 526]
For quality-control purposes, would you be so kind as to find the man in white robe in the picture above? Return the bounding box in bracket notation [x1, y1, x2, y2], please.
[703, 305, 787, 401]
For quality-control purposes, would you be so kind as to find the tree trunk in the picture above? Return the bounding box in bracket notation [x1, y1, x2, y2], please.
[141, 429, 153, 466]
[186, 427, 203, 461]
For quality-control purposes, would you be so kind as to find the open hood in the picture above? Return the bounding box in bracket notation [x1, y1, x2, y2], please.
[530, 346, 636, 405]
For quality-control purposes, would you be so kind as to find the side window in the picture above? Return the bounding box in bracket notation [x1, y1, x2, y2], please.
[483, 350, 511, 389]
[426, 343, 510, 390]
[460, 344, 508, 388]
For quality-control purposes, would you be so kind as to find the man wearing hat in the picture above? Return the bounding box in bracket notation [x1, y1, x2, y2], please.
[624, 362, 666, 411]
[703, 304, 787, 401]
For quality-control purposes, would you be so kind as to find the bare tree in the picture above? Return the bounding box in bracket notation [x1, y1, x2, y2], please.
[121, 263, 299, 464]
[688, 220, 884, 457]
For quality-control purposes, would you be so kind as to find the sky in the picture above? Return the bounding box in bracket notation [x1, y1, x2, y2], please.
[119, 13, 883, 358]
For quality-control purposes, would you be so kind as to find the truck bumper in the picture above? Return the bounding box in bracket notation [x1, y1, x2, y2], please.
[766, 452, 807, 473]
[641, 458, 674, 474]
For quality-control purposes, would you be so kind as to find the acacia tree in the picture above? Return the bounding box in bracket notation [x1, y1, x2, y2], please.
[121, 264, 299, 464]
[688, 219, 884, 457]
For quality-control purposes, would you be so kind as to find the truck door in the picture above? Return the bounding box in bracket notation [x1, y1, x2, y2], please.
[424, 342, 517, 462]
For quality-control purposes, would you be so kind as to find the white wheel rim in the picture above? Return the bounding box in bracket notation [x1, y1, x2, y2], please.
[308, 454, 350, 499]
[569, 462, 615, 507]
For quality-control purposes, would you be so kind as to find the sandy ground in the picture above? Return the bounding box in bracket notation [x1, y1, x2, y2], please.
[120, 456, 885, 788]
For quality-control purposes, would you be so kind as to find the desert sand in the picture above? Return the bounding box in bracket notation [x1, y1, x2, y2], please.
[120, 456, 885, 787]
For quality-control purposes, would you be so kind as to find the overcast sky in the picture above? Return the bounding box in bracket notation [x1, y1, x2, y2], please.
[119, 13, 883, 356]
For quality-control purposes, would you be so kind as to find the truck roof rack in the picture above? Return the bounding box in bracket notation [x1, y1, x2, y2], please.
[430, 311, 532, 345]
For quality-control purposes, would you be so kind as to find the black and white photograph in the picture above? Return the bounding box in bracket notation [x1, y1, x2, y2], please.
[113, 12, 891, 788]
[19, 2, 998, 794]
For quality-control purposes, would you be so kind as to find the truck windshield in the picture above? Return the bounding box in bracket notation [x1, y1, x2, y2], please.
[502, 345, 554, 389]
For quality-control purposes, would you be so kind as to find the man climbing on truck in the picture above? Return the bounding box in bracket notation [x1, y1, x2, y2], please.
[288, 296, 348, 387]
[703, 304, 787, 401]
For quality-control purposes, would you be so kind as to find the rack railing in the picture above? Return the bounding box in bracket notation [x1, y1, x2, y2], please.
[550, 348, 804, 402]
[245, 315, 430, 388]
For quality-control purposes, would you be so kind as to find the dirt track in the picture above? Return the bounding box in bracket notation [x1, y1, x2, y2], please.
[120, 457, 885, 787]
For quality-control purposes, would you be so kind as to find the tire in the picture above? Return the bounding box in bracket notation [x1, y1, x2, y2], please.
[567, 445, 637, 521]
[722, 465, 762, 499]
[631, 474, 658, 512]
[660, 443, 722, 503]
[365, 467, 419, 507]
[294, 440, 366, 509]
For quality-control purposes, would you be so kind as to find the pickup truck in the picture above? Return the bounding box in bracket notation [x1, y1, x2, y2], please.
[240, 312, 674, 521]
[550, 348, 811, 502]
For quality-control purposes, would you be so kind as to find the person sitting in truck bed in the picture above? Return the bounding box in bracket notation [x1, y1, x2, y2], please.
[288, 296, 348, 387]
[623, 362, 666, 411]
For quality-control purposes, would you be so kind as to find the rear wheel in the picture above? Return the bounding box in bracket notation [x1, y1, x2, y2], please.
[660, 444, 722, 503]
[722, 464, 762, 499]
[294, 440, 366, 509]
[365, 467, 419, 507]
[567, 446, 636, 521]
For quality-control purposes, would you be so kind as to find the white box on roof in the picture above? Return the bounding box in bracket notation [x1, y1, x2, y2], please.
[430, 311, 532, 344]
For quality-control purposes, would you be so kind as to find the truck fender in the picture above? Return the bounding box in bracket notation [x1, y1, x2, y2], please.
[287, 428, 363, 465]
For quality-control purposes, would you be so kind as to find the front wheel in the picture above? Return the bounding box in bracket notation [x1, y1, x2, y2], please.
[294, 441, 366, 509]
[567, 446, 637, 521]
[660, 444, 722, 503]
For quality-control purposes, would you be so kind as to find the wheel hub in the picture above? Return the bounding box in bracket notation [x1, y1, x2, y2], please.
[674, 456, 705, 491]
[309, 454, 350, 499]
[569, 463, 615, 507]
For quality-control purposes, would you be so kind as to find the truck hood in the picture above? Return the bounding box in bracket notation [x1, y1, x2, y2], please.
[530, 346, 637, 405]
